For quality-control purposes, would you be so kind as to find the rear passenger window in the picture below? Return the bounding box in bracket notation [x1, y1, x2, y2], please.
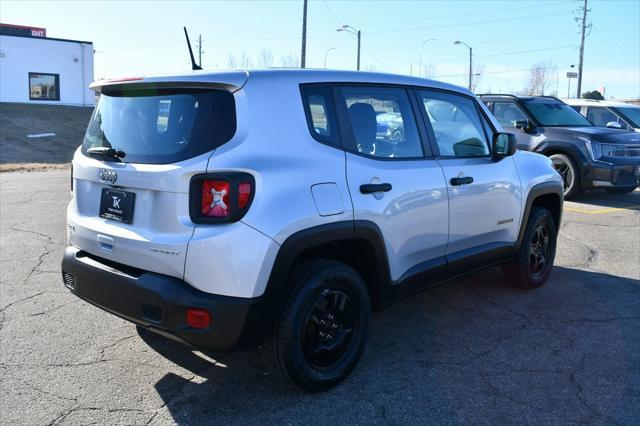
[418, 90, 490, 157]
[301, 86, 339, 147]
[492, 102, 527, 127]
[336, 86, 423, 159]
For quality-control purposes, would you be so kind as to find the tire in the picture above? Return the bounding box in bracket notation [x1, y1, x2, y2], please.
[606, 185, 637, 194]
[503, 207, 558, 289]
[263, 259, 371, 391]
[549, 153, 580, 199]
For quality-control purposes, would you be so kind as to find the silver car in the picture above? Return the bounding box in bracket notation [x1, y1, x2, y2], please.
[62, 69, 563, 390]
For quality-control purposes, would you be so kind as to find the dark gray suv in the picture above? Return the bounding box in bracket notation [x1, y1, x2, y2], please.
[479, 94, 640, 198]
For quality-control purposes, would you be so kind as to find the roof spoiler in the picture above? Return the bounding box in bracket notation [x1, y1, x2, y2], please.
[89, 71, 250, 94]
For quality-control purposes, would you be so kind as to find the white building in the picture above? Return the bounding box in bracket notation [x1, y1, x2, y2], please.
[0, 23, 94, 106]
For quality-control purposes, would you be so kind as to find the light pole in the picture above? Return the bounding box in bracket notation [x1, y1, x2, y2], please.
[337, 25, 361, 71]
[301, 0, 308, 68]
[323, 47, 336, 68]
[418, 38, 437, 77]
[454, 40, 473, 91]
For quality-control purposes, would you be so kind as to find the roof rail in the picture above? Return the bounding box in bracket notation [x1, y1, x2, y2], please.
[477, 93, 564, 102]
[532, 95, 563, 101]
[476, 93, 519, 98]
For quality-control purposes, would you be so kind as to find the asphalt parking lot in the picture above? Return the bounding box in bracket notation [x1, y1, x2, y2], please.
[1, 170, 638, 425]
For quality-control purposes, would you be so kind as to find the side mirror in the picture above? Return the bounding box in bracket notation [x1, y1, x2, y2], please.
[514, 119, 531, 132]
[493, 133, 517, 158]
[606, 121, 623, 130]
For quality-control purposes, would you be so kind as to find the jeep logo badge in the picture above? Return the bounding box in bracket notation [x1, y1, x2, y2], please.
[100, 169, 117, 184]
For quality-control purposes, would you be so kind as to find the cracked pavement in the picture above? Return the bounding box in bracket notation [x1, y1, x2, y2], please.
[1, 170, 639, 425]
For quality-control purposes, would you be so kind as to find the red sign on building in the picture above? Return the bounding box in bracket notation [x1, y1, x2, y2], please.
[0, 23, 47, 38]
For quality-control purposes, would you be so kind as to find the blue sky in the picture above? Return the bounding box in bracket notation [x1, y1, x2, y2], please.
[2, 0, 639, 98]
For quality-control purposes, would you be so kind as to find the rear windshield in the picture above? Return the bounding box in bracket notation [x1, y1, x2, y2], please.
[82, 88, 236, 164]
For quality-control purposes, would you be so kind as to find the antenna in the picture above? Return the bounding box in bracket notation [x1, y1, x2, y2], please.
[183, 27, 202, 70]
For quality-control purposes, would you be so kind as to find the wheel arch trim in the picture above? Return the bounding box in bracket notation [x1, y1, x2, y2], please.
[517, 181, 564, 248]
[538, 141, 590, 172]
[255, 220, 390, 336]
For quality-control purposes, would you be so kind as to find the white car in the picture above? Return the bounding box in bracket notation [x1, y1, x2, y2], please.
[62, 69, 563, 390]
[563, 98, 640, 132]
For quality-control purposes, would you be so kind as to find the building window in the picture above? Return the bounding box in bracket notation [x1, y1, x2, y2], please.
[29, 73, 60, 101]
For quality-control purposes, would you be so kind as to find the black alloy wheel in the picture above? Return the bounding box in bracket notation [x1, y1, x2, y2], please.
[302, 290, 356, 369]
[529, 223, 551, 277]
[263, 259, 371, 391]
[503, 207, 557, 289]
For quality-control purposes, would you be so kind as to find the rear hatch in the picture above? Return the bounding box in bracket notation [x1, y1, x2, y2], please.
[69, 75, 243, 279]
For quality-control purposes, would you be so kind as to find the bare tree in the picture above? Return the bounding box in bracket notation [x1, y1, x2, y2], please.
[471, 63, 484, 92]
[422, 63, 437, 79]
[526, 60, 556, 95]
[227, 53, 237, 69]
[280, 53, 300, 68]
[258, 49, 274, 68]
[239, 52, 253, 69]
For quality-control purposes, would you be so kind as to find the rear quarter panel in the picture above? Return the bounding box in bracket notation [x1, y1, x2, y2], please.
[203, 73, 354, 244]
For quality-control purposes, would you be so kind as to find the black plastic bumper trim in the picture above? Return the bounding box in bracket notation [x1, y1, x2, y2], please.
[61, 246, 265, 352]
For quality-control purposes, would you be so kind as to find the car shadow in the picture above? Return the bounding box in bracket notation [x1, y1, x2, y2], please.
[569, 188, 640, 209]
[140, 266, 639, 424]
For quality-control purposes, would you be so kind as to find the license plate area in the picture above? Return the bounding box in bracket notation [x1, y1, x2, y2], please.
[99, 188, 135, 224]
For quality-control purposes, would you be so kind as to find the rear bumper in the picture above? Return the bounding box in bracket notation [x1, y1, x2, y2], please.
[61, 246, 268, 352]
[582, 161, 640, 189]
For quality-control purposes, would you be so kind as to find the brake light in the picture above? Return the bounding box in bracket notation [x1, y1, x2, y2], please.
[105, 76, 144, 83]
[190, 173, 255, 223]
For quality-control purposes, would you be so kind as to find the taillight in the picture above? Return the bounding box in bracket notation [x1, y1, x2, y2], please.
[238, 182, 251, 209]
[201, 180, 230, 217]
[190, 173, 255, 223]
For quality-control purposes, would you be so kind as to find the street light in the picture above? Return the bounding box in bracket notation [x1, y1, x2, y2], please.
[418, 38, 437, 77]
[337, 24, 361, 71]
[454, 40, 473, 91]
[323, 47, 336, 68]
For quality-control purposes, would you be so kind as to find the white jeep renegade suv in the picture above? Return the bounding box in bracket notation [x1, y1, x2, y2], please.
[62, 69, 563, 390]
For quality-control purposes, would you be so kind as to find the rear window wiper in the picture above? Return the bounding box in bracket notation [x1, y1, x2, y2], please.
[87, 146, 126, 161]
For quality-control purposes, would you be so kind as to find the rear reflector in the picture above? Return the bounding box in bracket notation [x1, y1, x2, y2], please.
[186, 308, 211, 329]
[201, 180, 230, 217]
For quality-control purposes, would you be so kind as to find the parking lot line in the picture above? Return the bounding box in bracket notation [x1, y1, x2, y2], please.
[565, 205, 640, 214]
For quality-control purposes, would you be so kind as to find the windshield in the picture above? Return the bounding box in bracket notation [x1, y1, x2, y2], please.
[614, 107, 640, 128]
[522, 100, 592, 127]
[83, 88, 236, 164]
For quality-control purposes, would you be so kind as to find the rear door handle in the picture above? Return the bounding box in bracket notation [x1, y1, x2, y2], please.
[450, 176, 474, 186]
[360, 183, 392, 194]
